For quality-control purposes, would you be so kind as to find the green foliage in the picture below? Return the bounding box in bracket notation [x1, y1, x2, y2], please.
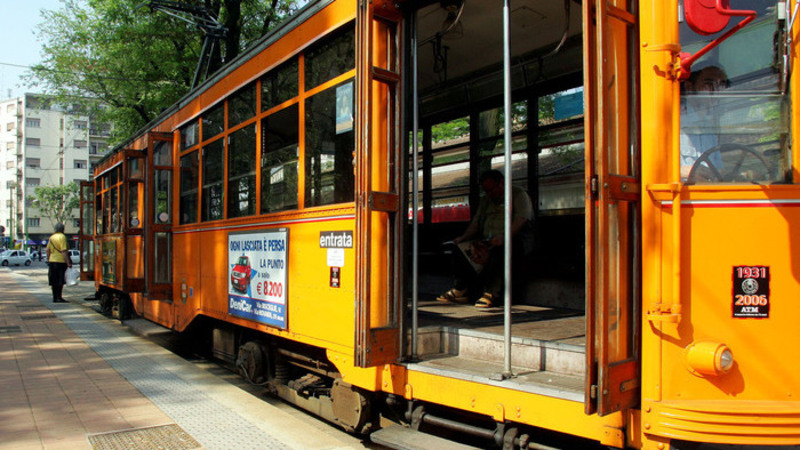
[29, 183, 81, 227]
[27, 0, 302, 145]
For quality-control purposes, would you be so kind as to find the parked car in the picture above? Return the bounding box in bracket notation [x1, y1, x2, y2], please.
[68, 249, 80, 265]
[1, 250, 32, 266]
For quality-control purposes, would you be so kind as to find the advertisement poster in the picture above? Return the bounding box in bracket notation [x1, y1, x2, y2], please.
[228, 229, 288, 329]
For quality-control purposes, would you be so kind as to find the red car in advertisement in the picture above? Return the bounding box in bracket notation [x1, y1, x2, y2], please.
[230, 255, 252, 294]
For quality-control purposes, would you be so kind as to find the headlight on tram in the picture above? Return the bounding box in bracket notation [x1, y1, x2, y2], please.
[684, 341, 734, 377]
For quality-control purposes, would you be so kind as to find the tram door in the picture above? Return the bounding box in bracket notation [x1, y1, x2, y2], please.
[583, 0, 640, 416]
[354, 0, 403, 367]
[124, 151, 145, 295]
[146, 133, 174, 300]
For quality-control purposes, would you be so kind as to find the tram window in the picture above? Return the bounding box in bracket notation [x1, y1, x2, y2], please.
[229, 83, 257, 128]
[430, 116, 470, 223]
[128, 157, 143, 179]
[305, 24, 355, 90]
[95, 194, 102, 235]
[180, 121, 198, 151]
[102, 190, 110, 234]
[180, 151, 199, 224]
[305, 81, 355, 207]
[227, 124, 257, 218]
[477, 103, 529, 179]
[539, 88, 584, 126]
[82, 199, 94, 233]
[153, 140, 171, 167]
[262, 58, 298, 111]
[261, 104, 299, 213]
[129, 182, 141, 228]
[202, 139, 224, 221]
[109, 186, 118, 233]
[202, 103, 225, 141]
[154, 169, 172, 224]
[679, 1, 790, 184]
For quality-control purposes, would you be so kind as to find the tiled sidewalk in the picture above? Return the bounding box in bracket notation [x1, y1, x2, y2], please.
[0, 269, 367, 449]
[0, 273, 172, 449]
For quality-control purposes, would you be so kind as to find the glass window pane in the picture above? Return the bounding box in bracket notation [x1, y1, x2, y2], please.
[128, 157, 144, 179]
[96, 194, 103, 235]
[82, 240, 94, 273]
[262, 104, 299, 213]
[153, 140, 172, 167]
[202, 103, 225, 140]
[431, 116, 469, 149]
[229, 83, 257, 128]
[539, 87, 584, 125]
[305, 81, 355, 207]
[430, 116, 470, 223]
[305, 24, 355, 90]
[82, 200, 94, 235]
[202, 139, 224, 221]
[109, 187, 118, 233]
[180, 121, 199, 150]
[478, 101, 528, 139]
[680, 3, 788, 184]
[227, 125, 257, 218]
[262, 58, 299, 111]
[129, 182, 141, 228]
[154, 170, 172, 224]
[180, 151, 199, 224]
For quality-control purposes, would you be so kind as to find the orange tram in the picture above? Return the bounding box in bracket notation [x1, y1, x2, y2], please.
[78, 0, 800, 448]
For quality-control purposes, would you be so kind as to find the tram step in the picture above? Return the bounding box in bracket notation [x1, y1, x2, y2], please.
[370, 425, 480, 450]
[413, 325, 585, 376]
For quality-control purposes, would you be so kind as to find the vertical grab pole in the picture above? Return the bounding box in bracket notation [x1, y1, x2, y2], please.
[502, 0, 513, 378]
[411, 12, 420, 360]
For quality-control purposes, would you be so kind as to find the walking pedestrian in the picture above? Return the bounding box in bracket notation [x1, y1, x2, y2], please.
[46, 223, 71, 303]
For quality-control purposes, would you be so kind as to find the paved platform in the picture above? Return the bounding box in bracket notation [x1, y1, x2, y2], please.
[0, 268, 368, 449]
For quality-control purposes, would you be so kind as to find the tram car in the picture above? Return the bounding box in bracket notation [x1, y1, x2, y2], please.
[79, 0, 800, 448]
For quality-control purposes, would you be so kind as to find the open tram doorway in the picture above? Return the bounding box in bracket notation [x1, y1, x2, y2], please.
[402, 0, 639, 411]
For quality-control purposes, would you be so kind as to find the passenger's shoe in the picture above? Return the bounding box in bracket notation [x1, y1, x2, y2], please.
[436, 288, 469, 304]
[474, 293, 495, 309]
[54, 299, 67, 303]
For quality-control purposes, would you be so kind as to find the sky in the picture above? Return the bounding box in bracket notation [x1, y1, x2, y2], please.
[0, 0, 63, 100]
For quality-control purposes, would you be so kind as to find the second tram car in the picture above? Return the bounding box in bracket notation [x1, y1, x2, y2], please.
[80, 0, 800, 448]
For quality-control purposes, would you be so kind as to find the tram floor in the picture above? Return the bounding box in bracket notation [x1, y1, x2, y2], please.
[410, 299, 587, 398]
[416, 299, 585, 346]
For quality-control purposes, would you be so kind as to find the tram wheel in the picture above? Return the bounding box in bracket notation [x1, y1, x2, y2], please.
[236, 341, 271, 385]
[99, 291, 112, 315]
[110, 294, 132, 321]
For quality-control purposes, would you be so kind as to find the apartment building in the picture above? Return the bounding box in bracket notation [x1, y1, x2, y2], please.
[0, 94, 109, 250]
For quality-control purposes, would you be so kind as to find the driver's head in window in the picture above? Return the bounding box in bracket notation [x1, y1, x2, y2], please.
[684, 64, 729, 94]
[679, 62, 729, 181]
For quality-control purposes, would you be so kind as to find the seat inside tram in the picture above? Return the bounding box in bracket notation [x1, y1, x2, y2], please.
[405, 1, 588, 393]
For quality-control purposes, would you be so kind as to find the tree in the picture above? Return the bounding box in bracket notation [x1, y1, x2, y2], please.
[29, 183, 81, 229]
[27, 0, 302, 145]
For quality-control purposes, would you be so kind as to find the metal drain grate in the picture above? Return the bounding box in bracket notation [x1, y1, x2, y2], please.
[20, 314, 56, 320]
[0, 325, 22, 333]
[88, 424, 200, 450]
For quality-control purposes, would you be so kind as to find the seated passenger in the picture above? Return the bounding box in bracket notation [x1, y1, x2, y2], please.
[437, 170, 534, 308]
